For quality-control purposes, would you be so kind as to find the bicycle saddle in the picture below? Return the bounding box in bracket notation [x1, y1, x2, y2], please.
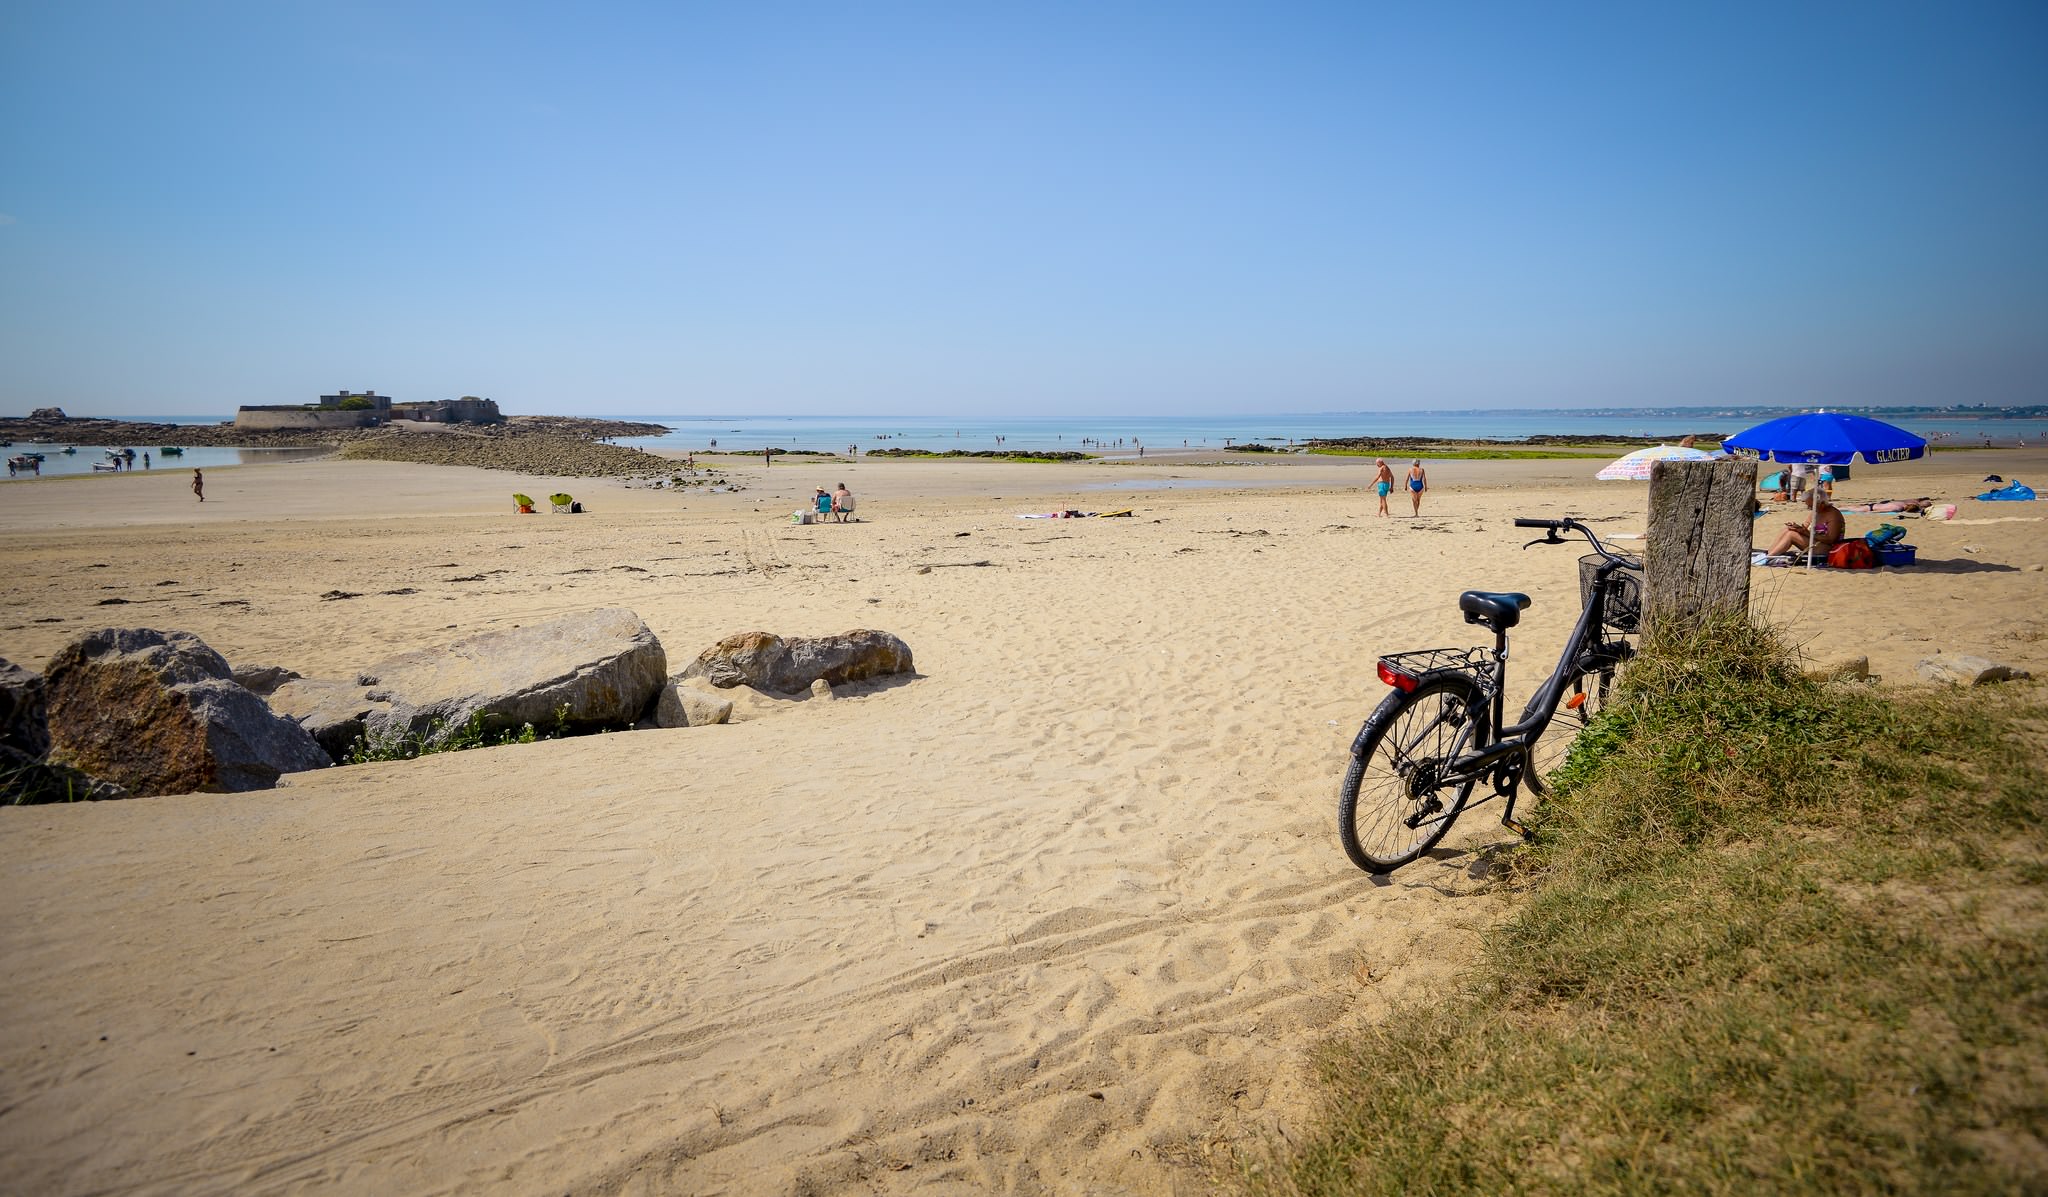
[1459, 590, 1531, 629]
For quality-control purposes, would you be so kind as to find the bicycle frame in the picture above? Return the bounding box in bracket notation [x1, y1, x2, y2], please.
[1442, 553, 1630, 787]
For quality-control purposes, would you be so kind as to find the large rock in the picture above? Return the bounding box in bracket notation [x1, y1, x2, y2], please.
[358, 608, 666, 739]
[43, 629, 330, 796]
[680, 630, 914, 694]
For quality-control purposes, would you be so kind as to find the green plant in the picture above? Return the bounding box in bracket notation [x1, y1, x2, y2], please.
[336, 396, 375, 411]
[342, 704, 573, 764]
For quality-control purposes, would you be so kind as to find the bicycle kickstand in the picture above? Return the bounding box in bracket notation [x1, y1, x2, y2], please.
[1498, 784, 1534, 841]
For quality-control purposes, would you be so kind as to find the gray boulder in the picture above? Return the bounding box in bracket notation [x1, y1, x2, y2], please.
[651, 678, 735, 729]
[359, 608, 666, 739]
[268, 677, 390, 762]
[680, 629, 914, 694]
[1916, 654, 2033, 687]
[232, 663, 301, 697]
[2, 657, 50, 760]
[42, 628, 330, 796]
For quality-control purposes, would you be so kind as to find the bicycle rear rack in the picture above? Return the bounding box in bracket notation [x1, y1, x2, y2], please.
[1375, 646, 1500, 694]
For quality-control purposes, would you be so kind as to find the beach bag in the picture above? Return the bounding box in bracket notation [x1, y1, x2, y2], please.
[1864, 523, 1907, 548]
[1975, 479, 2036, 501]
[1827, 541, 1876, 569]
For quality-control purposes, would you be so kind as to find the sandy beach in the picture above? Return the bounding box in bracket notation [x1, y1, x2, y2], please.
[3, 446, 2045, 1194]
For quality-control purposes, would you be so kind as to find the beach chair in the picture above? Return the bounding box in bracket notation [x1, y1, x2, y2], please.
[549, 493, 579, 514]
[513, 493, 536, 514]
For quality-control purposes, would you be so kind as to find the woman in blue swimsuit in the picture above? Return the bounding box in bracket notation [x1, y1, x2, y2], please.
[1406, 460, 1428, 516]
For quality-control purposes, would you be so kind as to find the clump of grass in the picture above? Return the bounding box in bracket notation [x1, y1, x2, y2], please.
[1249, 617, 2048, 1196]
[343, 704, 571, 764]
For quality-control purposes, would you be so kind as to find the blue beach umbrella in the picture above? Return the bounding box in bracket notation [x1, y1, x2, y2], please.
[1724, 411, 1927, 568]
[1723, 410, 1926, 466]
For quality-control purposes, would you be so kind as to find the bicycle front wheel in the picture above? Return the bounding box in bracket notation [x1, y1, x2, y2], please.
[1524, 655, 1624, 794]
[1339, 674, 1485, 873]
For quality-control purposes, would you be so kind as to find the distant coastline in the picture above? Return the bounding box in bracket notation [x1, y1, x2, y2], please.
[5, 406, 2042, 478]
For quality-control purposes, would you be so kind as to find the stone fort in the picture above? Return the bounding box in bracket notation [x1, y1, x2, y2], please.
[234, 390, 503, 432]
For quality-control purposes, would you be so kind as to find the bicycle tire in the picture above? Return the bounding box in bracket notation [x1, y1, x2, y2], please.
[1522, 649, 1629, 794]
[1339, 673, 1485, 873]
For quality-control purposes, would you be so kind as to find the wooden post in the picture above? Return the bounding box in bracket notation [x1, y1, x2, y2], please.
[1645, 459, 1758, 637]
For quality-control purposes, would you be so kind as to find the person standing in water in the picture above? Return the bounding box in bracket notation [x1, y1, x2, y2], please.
[1371, 458, 1394, 517]
[191, 469, 205, 502]
[1406, 460, 1428, 515]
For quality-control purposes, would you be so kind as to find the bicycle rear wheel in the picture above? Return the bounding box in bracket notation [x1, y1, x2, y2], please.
[1339, 674, 1485, 873]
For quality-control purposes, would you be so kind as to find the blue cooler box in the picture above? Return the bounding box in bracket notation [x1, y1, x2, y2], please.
[1875, 543, 1916, 566]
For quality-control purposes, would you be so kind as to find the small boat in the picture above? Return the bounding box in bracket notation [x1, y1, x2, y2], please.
[60, 446, 77, 455]
[158, 446, 185, 456]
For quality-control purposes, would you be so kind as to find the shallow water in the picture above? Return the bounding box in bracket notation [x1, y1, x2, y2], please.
[1, 444, 330, 481]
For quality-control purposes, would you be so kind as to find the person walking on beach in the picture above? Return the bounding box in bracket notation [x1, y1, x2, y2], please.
[1371, 458, 1394, 517]
[832, 482, 854, 522]
[764, 447, 773, 468]
[191, 469, 204, 502]
[1407, 460, 1428, 515]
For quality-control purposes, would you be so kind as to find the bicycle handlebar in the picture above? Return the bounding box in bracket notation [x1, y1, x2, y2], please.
[1513, 515, 1637, 565]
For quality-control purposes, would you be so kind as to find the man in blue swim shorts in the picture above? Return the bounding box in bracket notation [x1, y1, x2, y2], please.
[1372, 458, 1394, 517]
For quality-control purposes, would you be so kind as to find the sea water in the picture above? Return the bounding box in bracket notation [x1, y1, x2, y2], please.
[609, 411, 2048, 455]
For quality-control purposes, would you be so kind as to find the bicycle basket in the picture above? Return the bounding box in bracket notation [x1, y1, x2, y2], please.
[1580, 553, 1644, 634]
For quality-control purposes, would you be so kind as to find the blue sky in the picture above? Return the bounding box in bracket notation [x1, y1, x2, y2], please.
[3, 1, 2044, 418]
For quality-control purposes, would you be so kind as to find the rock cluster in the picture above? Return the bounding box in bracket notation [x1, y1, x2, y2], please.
[338, 431, 675, 478]
[4, 618, 916, 805]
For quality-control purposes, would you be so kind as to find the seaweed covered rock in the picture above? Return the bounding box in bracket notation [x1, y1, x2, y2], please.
[42, 629, 329, 796]
[680, 630, 914, 694]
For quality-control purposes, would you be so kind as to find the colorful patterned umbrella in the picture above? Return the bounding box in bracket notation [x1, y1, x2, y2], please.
[1595, 444, 1717, 481]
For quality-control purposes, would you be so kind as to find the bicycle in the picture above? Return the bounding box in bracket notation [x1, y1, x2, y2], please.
[1337, 517, 1644, 873]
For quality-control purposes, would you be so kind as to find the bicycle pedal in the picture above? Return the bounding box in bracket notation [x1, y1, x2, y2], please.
[1502, 816, 1534, 840]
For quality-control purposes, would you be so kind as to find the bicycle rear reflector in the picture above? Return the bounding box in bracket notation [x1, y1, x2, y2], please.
[1376, 659, 1420, 692]
[1565, 692, 1586, 710]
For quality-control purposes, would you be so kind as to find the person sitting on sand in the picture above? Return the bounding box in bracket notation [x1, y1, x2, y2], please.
[1371, 458, 1394, 517]
[832, 482, 854, 522]
[1763, 497, 1844, 558]
[1838, 497, 1935, 514]
[1407, 460, 1428, 516]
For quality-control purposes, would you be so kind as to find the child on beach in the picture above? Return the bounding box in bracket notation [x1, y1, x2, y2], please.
[1407, 461, 1428, 515]
[1372, 459, 1394, 517]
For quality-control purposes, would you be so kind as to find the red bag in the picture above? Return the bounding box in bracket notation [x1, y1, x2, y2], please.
[1827, 541, 1876, 569]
